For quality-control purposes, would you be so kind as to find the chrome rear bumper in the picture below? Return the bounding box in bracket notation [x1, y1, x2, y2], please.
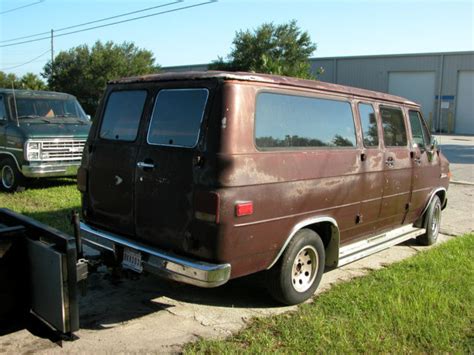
[80, 222, 231, 288]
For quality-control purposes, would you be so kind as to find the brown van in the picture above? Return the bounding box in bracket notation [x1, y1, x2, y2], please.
[78, 72, 450, 305]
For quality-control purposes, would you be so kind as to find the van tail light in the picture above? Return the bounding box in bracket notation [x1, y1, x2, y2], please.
[77, 167, 88, 192]
[194, 191, 220, 223]
[235, 201, 253, 217]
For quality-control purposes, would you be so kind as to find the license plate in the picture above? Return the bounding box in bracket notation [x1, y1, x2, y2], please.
[122, 247, 143, 273]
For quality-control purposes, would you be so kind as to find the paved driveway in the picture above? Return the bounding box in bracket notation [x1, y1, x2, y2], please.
[438, 134, 474, 183]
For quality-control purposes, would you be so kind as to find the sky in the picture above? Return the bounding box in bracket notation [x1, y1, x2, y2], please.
[0, 0, 473, 77]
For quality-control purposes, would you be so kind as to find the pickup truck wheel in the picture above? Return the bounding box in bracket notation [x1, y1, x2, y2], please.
[417, 195, 441, 246]
[0, 158, 25, 193]
[267, 229, 325, 305]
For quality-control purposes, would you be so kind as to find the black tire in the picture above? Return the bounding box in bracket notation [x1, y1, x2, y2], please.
[0, 157, 25, 193]
[417, 195, 442, 246]
[266, 229, 325, 305]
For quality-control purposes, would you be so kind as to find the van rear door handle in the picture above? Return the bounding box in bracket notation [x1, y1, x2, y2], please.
[137, 161, 155, 169]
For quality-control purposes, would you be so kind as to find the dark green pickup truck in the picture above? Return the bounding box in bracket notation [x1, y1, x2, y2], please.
[0, 89, 91, 192]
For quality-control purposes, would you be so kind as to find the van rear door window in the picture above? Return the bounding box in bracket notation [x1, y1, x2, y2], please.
[255, 93, 356, 149]
[147, 89, 209, 147]
[100, 90, 147, 141]
[380, 106, 408, 147]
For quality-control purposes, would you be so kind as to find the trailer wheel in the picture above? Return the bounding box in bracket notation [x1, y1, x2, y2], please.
[267, 229, 325, 305]
[0, 158, 25, 193]
[417, 195, 442, 246]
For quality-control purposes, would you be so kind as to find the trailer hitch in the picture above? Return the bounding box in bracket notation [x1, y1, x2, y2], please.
[71, 210, 88, 293]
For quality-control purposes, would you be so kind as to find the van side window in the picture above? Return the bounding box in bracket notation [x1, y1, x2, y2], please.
[147, 89, 209, 147]
[380, 106, 408, 147]
[100, 90, 147, 141]
[358, 103, 378, 147]
[0, 96, 6, 120]
[409, 110, 431, 147]
[255, 93, 356, 149]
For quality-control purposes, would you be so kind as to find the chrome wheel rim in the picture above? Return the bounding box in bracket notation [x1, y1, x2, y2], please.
[431, 203, 441, 238]
[291, 245, 318, 293]
[1, 165, 14, 189]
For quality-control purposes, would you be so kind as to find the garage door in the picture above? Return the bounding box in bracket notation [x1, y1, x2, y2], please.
[455, 71, 474, 135]
[388, 72, 436, 124]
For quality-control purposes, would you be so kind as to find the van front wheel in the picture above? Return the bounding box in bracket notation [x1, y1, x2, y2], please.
[0, 158, 24, 193]
[267, 229, 325, 305]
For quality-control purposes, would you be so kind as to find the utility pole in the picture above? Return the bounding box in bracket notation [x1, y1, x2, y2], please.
[50, 29, 54, 82]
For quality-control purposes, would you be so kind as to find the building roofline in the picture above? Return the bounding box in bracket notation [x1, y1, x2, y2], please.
[163, 50, 474, 70]
[310, 50, 474, 61]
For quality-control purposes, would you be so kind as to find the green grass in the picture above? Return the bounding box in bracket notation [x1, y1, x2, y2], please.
[187, 234, 474, 354]
[0, 178, 80, 234]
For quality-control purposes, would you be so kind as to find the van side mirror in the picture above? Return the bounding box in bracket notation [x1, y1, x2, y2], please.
[414, 142, 426, 153]
[86, 114, 91, 120]
[431, 136, 438, 150]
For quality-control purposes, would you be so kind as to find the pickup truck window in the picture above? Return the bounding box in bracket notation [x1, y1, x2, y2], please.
[380, 106, 408, 147]
[147, 89, 208, 147]
[255, 93, 356, 149]
[359, 103, 378, 147]
[409, 110, 431, 147]
[14, 97, 87, 120]
[0, 96, 5, 120]
[100, 90, 147, 142]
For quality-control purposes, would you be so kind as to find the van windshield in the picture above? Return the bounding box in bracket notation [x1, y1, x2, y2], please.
[147, 89, 209, 147]
[13, 97, 87, 120]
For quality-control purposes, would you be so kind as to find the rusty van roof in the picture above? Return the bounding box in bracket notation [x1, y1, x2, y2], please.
[110, 71, 419, 106]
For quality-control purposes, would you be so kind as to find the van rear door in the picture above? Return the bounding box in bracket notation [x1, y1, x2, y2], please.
[86, 89, 148, 236]
[134, 87, 212, 250]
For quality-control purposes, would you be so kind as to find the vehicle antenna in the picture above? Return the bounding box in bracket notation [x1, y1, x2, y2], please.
[11, 82, 19, 127]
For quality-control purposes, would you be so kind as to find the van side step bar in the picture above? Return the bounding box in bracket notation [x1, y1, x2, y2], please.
[338, 225, 426, 267]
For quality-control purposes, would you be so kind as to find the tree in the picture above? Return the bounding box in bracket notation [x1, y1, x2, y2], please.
[19, 73, 47, 90]
[209, 20, 317, 79]
[43, 41, 160, 114]
[0, 71, 46, 90]
[0, 71, 20, 89]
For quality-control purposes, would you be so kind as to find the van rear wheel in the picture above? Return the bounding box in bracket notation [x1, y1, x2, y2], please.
[267, 229, 325, 305]
[0, 158, 25, 193]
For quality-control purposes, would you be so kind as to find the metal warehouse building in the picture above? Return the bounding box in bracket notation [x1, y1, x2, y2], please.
[165, 51, 474, 135]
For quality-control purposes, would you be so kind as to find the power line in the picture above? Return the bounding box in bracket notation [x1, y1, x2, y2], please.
[0, 59, 46, 66]
[1, 0, 216, 48]
[0, 49, 50, 71]
[0, 0, 181, 44]
[0, 0, 45, 15]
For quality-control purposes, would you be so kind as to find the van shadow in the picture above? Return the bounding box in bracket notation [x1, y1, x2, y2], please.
[79, 267, 279, 330]
[4, 207, 282, 334]
[439, 144, 474, 164]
